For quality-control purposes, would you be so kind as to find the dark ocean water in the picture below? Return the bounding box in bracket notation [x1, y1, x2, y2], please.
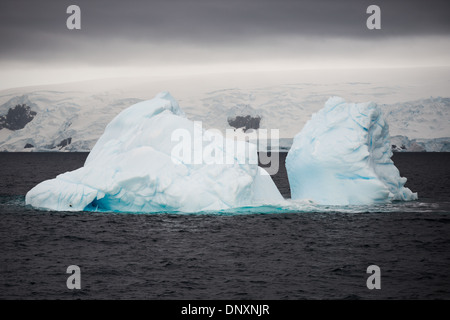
[0, 152, 449, 299]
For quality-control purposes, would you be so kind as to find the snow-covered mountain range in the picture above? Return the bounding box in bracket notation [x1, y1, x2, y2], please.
[0, 69, 449, 152]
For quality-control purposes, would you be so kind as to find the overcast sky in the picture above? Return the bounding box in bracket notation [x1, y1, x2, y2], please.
[1, 0, 449, 89]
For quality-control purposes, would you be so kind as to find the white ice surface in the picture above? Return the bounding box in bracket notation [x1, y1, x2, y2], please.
[286, 97, 418, 205]
[1, 68, 450, 152]
[25, 92, 283, 212]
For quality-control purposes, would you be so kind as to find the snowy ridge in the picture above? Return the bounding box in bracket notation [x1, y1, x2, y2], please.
[381, 97, 450, 141]
[391, 135, 450, 152]
[0, 92, 143, 151]
[0, 80, 449, 152]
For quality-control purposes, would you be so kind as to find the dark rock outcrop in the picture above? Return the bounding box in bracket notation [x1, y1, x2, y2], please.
[0, 104, 37, 131]
[57, 138, 72, 149]
[391, 144, 406, 152]
[227, 115, 261, 132]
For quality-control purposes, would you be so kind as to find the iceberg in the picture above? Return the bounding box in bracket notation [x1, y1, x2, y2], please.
[286, 97, 418, 205]
[26, 92, 283, 212]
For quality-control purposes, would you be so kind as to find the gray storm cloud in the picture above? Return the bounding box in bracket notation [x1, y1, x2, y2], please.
[1, 0, 449, 60]
[0, 0, 449, 89]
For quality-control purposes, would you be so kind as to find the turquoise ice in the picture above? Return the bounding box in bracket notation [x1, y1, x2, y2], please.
[286, 97, 418, 205]
[25, 92, 283, 212]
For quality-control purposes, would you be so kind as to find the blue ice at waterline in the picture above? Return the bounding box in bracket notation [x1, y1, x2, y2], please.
[25, 92, 417, 213]
[26, 92, 283, 212]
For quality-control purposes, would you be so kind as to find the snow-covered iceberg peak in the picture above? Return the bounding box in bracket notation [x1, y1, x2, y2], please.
[286, 97, 418, 205]
[26, 92, 283, 213]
